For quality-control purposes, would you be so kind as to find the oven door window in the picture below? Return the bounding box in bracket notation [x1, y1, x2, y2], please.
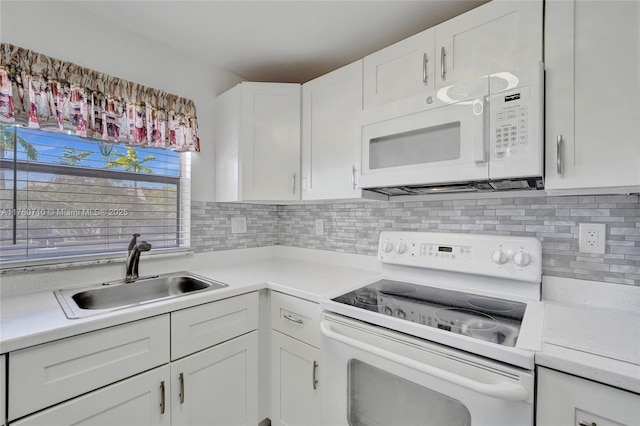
[347, 359, 471, 426]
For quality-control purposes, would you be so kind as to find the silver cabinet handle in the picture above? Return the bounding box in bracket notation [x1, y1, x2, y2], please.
[160, 381, 166, 414]
[292, 171, 296, 194]
[283, 313, 303, 324]
[556, 134, 563, 175]
[312, 361, 319, 390]
[179, 372, 185, 404]
[578, 422, 597, 426]
[440, 47, 446, 80]
[352, 165, 357, 190]
[422, 53, 428, 85]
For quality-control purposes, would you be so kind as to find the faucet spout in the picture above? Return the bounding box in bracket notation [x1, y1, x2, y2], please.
[125, 234, 152, 282]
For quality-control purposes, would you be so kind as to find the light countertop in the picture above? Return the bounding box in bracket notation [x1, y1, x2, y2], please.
[0, 246, 381, 353]
[537, 276, 640, 394]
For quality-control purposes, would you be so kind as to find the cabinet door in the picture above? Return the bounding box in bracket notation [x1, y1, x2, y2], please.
[240, 82, 301, 201]
[435, 0, 542, 88]
[270, 330, 320, 426]
[545, 0, 640, 194]
[302, 60, 363, 200]
[363, 28, 435, 109]
[11, 365, 171, 426]
[1, 354, 5, 426]
[171, 331, 259, 426]
[537, 367, 640, 426]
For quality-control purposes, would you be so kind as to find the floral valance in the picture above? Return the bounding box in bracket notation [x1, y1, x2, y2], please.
[0, 43, 199, 152]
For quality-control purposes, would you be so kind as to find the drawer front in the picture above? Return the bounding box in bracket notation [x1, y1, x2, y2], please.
[170, 292, 259, 360]
[270, 291, 320, 348]
[8, 315, 170, 421]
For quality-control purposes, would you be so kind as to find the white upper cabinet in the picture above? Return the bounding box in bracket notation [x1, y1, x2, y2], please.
[363, 29, 435, 109]
[302, 60, 363, 200]
[363, 1, 542, 110]
[544, 0, 640, 194]
[215, 82, 301, 202]
[435, 0, 542, 89]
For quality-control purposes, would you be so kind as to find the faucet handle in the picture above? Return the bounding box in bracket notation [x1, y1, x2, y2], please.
[128, 233, 141, 253]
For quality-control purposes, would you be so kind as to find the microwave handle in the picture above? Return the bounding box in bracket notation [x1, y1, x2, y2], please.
[474, 98, 487, 163]
[320, 321, 529, 402]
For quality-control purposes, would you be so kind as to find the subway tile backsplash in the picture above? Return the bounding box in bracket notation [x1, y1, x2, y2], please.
[192, 194, 640, 286]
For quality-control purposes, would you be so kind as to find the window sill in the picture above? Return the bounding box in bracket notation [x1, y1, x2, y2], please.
[0, 248, 191, 275]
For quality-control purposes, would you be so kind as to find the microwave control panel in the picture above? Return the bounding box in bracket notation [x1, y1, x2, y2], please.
[491, 84, 533, 160]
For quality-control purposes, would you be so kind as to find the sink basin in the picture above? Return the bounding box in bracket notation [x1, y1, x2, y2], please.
[55, 272, 228, 319]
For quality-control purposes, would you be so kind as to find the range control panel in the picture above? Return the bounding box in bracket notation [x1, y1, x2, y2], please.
[378, 231, 542, 283]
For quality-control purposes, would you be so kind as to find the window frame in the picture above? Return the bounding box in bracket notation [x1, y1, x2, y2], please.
[0, 126, 191, 270]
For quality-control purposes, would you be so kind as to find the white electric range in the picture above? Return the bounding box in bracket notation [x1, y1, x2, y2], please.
[319, 231, 543, 426]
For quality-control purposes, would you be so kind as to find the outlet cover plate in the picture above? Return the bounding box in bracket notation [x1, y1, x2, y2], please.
[231, 217, 247, 234]
[579, 223, 606, 254]
[315, 219, 324, 236]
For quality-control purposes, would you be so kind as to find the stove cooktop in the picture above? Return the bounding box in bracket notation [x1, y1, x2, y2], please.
[331, 279, 527, 347]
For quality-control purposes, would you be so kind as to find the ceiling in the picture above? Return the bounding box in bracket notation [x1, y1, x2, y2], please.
[72, 0, 488, 83]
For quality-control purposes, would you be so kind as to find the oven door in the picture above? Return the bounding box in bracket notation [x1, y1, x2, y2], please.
[359, 78, 488, 189]
[320, 313, 534, 426]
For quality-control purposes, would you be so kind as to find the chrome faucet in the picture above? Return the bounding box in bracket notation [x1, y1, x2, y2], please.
[125, 233, 152, 282]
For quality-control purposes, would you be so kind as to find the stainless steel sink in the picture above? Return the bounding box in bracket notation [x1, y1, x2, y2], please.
[54, 272, 228, 319]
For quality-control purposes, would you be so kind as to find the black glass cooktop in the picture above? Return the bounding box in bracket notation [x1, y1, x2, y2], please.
[332, 279, 527, 347]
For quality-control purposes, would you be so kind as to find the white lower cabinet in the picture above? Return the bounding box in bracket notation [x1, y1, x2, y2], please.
[8, 315, 170, 421]
[1, 354, 5, 426]
[171, 331, 259, 426]
[536, 367, 640, 426]
[269, 291, 321, 426]
[11, 366, 171, 426]
[270, 330, 320, 426]
[6, 292, 260, 426]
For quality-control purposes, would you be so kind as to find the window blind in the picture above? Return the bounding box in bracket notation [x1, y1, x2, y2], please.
[0, 125, 190, 264]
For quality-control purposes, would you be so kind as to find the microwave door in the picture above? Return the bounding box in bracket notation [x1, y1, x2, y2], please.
[360, 99, 488, 189]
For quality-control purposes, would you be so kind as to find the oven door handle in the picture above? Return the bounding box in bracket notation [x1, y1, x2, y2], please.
[320, 321, 529, 402]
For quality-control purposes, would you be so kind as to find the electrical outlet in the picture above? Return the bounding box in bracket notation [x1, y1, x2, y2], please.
[579, 223, 606, 254]
[231, 217, 247, 234]
[315, 219, 324, 236]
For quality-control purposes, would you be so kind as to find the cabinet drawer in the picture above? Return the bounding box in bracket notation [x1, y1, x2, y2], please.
[8, 315, 169, 421]
[270, 291, 320, 348]
[171, 292, 259, 360]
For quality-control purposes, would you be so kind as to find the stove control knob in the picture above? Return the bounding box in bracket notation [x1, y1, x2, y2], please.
[395, 243, 407, 254]
[383, 306, 393, 316]
[382, 241, 394, 253]
[491, 249, 508, 265]
[395, 309, 406, 319]
[513, 252, 531, 267]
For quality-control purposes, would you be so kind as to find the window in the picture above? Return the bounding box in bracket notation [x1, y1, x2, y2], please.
[0, 125, 190, 265]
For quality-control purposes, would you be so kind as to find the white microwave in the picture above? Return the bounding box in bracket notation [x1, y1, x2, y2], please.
[359, 63, 544, 196]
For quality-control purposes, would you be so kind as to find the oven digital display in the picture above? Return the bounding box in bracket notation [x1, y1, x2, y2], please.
[438, 246, 453, 253]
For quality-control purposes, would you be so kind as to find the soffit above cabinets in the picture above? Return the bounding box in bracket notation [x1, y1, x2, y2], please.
[68, 0, 488, 83]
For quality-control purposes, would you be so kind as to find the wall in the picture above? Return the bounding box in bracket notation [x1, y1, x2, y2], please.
[192, 194, 640, 286]
[0, 1, 242, 202]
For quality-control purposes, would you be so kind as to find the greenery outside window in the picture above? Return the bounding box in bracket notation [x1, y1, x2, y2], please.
[0, 125, 190, 266]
